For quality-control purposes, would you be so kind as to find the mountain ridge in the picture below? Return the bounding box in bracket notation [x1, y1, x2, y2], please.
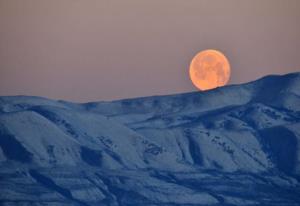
[1, 71, 299, 104]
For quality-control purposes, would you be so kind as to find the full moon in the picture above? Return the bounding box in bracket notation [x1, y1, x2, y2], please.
[189, 49, 231, 91]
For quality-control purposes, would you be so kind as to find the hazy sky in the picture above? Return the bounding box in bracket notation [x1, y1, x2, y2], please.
[0, 0, 300, 102]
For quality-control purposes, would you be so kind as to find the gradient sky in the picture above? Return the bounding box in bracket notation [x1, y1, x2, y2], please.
[0, 0, 300, 102]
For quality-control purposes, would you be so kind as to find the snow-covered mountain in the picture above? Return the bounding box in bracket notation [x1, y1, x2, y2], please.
[0, 72, 300, 205]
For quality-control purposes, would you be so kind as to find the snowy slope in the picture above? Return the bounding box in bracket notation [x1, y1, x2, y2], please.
[0, 72, 300, 205]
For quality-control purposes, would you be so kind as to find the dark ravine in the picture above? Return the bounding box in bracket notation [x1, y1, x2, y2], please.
[0, 72, 300, 205]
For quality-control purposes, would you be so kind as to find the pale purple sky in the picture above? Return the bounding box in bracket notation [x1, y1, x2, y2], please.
[0, 0, 300, 102]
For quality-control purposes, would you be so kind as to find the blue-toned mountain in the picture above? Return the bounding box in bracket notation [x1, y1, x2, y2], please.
[0, 72, 300, 205]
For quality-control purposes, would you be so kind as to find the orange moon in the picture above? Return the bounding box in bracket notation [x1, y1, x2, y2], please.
[189, 49, 231, 91]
